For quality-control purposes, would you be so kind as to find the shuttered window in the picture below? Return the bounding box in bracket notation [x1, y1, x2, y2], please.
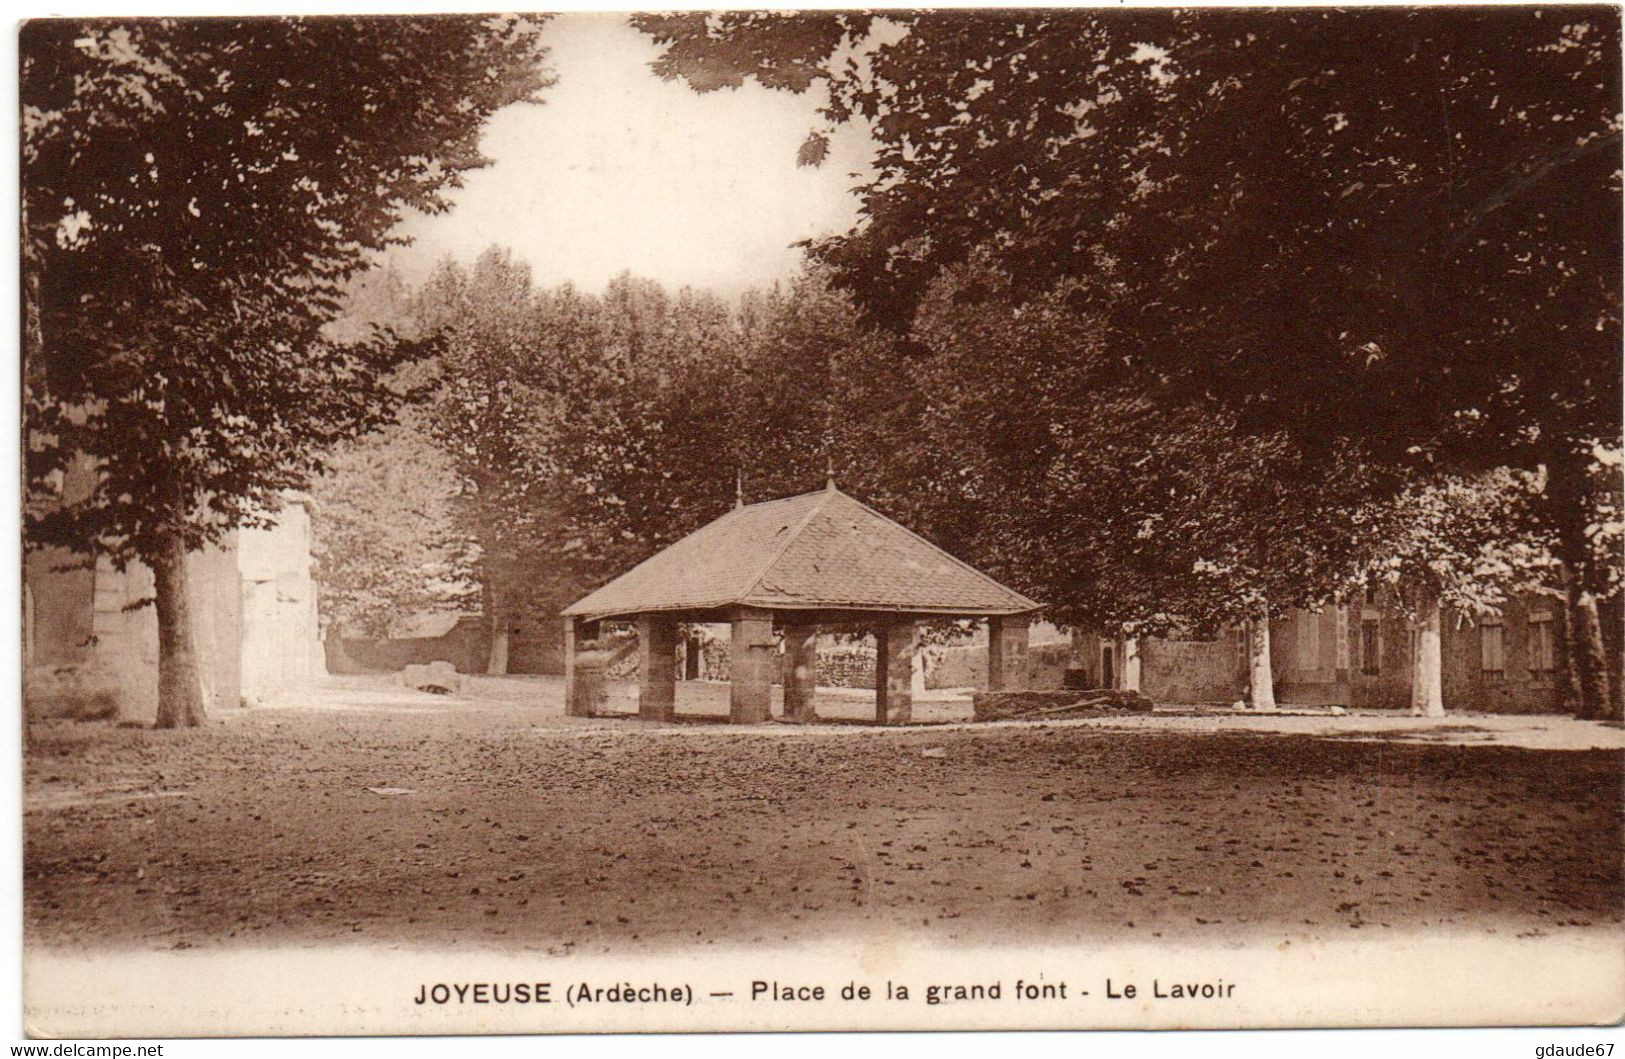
[1528, 616, 1556, 677]
[1360, 619, 1381, 675]
[1297, 611, 1320, 670]
[1480, 623, 1505, 679]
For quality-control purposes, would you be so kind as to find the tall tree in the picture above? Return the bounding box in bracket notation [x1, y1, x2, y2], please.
[23, 17, 552, 724]
[543, 273, 744, 586]
[311, 266, 478, 641]
[413, 249, 578, 673]
[1349, 470, 1553, 715]
[894, 265, 1382, 706]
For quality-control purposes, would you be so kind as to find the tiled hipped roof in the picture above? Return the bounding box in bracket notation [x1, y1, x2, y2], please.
[562, 485, 1040, 621]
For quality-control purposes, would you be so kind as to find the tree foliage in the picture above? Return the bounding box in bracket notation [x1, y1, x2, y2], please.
[863, 263, 1384, 636]
[545, 274, 745, 581]
[309, 268, 476, 639]
[640, 9, 1621, 473]
[410, 250, 586, 668]
[311, 425, 476, 640]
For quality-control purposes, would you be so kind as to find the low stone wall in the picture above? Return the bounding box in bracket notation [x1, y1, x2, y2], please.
[818, 643, 876, 688]
[508, 634, 565, 676]
[924, 643, 981, 689]
[327, 622, 564, 677]
[327, 621, 487, 676]
[1140, 638, 1243, 704]
[923, 640, 1072, 690]
[605, 630, 1074, 693]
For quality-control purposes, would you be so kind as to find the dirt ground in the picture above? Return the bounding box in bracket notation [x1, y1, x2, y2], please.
[24, 676, 1624, 954]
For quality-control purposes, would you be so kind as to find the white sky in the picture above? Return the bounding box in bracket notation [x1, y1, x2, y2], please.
[386, 13, 876, 297]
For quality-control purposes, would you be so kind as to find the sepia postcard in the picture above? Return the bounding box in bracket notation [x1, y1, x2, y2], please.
[17, 3, 1625, 1040]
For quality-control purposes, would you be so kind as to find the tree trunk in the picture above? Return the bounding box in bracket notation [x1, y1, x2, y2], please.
[1562, 568, 1612, 721]
[1548, 450, 1613, 719]
[151, 530, 208, 729]
[1408, 583, 1445, 717]
[487, 624, 510, 676]
[485, 580, 510, 676]
[1247, 607, 1276, 710]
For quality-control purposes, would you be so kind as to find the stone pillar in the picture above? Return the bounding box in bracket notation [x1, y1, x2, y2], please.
[1122, 636, 1142, 692]
[729, 606, 775, 724]
[1334, 605, 1351, 694]
[987, 615, 1030, 691]
[563, 617, 579, 714]
[638, 616, 678, 721]
[781, 625, 819, 723]
[874, 621, 914, 724]
[565, 618, 607, 718]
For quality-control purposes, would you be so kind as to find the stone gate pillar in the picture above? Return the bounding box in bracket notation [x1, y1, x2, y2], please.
[729, 606, 775, 724]
[987, 615, 1030, 691]
[638, 615, 678, 721]
[874, 621, 915, 724]
[781, 625, 819, 723]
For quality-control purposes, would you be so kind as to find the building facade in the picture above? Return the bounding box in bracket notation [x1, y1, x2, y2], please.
[1071, 593, 1611, 713]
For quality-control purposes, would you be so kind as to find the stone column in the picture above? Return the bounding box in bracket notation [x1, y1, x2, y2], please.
[987, 615, 1031, 691]
[874, 620, 915, 724]
[638, 615, 678, 721]
[563, 616, 580, 715]
[729, 606, 775, 724]
[1122, 636, 1142, 692]
[781, 625, 819, 723]
[565, 617, 606, 718]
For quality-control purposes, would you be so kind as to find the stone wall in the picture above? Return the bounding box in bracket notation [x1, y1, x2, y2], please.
[24, 538, 242, 723]
[1140, 637, 1243, 704]
[922, 642, 982, 689]
[509, 632, 566, 676]
[1069, 596, 1593, 714]
[817, 642, 876, 688]
[25, 477, 330, 721]
[239, 500, 326, 703]
[1026, 641, 1072, 689]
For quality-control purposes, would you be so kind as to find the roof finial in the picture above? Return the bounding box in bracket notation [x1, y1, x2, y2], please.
[735, 469, 744, 509]
[825, 453, 836, 492]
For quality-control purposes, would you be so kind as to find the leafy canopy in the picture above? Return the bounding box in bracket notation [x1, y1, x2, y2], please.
[638, 9, 1622, 471]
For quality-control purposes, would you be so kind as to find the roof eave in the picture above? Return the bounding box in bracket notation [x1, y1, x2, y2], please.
[563, 598, 1045, 623]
